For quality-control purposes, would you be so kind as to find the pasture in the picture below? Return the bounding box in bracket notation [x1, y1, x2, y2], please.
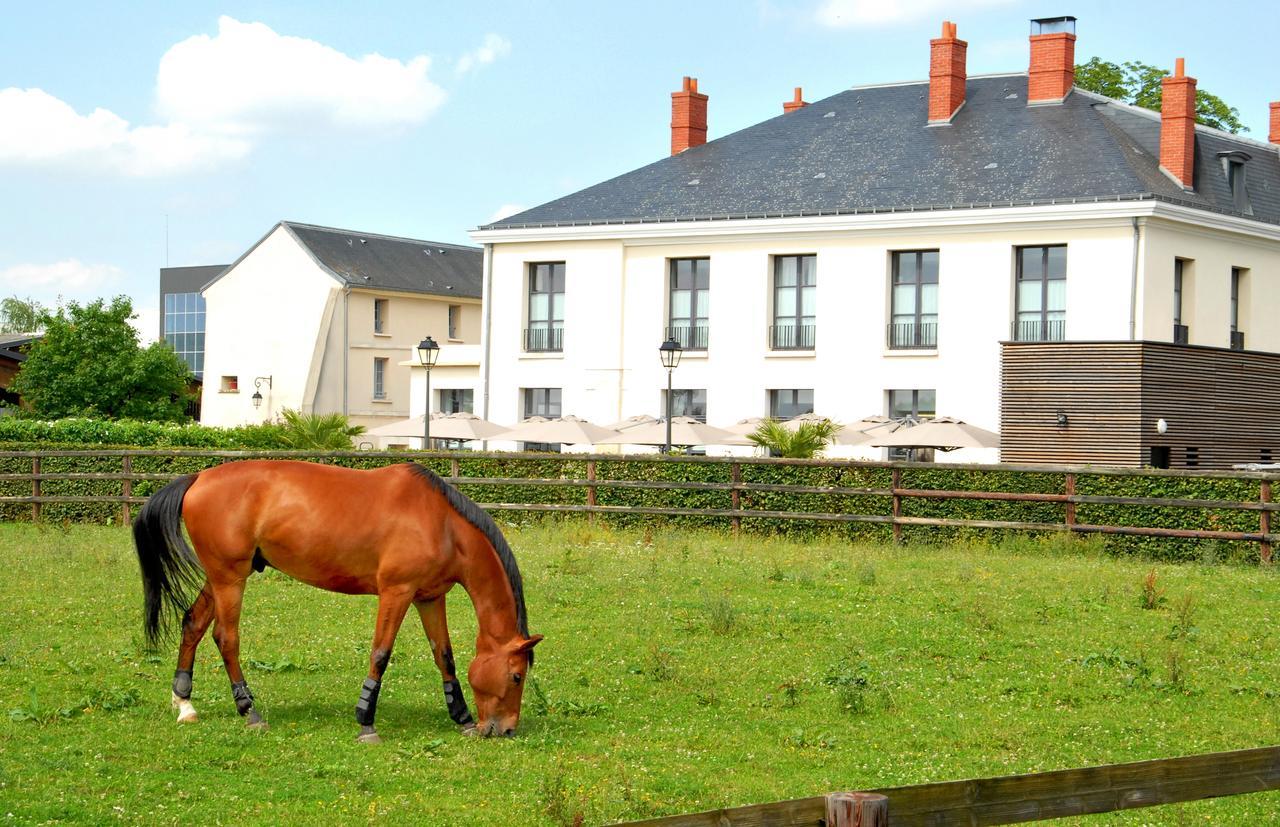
[1, 521, 1279, 825]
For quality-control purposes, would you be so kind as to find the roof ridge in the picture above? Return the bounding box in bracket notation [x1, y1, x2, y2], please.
[848, 71, 1025, 91]
[281, 221, 481, 251]
[1074, 87, 1280, 154]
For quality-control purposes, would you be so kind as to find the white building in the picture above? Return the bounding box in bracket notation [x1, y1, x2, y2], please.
[201, 221, 483, 431]
[470, 17, 1280, 467]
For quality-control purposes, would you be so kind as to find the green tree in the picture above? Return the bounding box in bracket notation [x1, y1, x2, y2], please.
[747, 419, 838, 459]
[9, 297, 192, 421]
[0, 297, 45, 334]
[1075, 57, 1245, 134]
[277, 409, 366, 449]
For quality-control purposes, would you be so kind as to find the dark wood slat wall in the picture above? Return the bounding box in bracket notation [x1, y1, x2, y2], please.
[1002, 341, 1280, 469]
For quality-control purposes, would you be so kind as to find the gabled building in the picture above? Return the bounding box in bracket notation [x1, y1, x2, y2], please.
[200, 221, 483, 430]
[471, 16, 1280, 468]
[160, 264, 226, 380]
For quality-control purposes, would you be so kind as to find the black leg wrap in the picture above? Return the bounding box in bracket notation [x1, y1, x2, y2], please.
[443, 679, 474, 726]
[230, 680, 255, 716]
[355, 677, 381, 726]
[173, 669, 193, 700]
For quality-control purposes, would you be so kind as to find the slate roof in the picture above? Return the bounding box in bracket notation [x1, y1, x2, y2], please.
[210, 222, 483, 299]
[483, 74, 1280, 230]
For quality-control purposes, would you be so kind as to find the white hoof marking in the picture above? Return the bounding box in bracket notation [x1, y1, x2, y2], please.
[172, 692, 199, 723]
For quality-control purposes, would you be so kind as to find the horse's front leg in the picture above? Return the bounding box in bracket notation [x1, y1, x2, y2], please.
[415, 597, 475, 731]
[354, 586, 414, 744]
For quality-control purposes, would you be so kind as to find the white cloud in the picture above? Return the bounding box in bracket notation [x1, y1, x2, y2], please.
[0, 88, 249, 176]
[0, 259, 123, 296]
[456, 33, 511, 76]
[487, 203, 527, 223]
[815, 0, 1014, 28]
[157, 16, 447, 134]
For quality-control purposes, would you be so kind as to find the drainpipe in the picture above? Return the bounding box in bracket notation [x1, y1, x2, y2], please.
[480, 243, 494, 446]
[1128, 217, 1141, 340]
[343, 286, 350, 415]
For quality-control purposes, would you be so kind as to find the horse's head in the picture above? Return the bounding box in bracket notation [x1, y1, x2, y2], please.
[467, 634, 543, 737]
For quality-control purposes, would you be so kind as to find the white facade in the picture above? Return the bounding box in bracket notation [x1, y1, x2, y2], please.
[472, 201, 1280, 461]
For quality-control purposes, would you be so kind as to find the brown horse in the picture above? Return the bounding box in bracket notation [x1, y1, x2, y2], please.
[133, 460, 541, 742]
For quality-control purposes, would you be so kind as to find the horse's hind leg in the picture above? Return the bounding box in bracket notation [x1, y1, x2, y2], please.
[415, 597, 475, 730]
[354, 586, 414, 744]
[171, 582, 214, 723]
[209, 577, 267, 729]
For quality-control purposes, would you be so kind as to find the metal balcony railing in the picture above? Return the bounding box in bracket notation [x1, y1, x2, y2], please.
[523, 327, 563, 352]
[1173, 324, 1189, 345]
[666, 325, 709, 350]
[886, 321, 938, 350]
[1231, 330, 1245, 351]
[769, 324, 816, 350]
[1011, 318, 1066, 342]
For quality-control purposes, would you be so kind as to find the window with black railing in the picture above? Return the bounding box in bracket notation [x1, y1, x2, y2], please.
[1172, 258, 1188, 345]
[887, 388, 936, 461]
[665, 389, 707, 423]
[526, 262, 564, 352]
[772, 254, 816, 350]
[521, 387, 562, 453]
[1173, 324, 1189, 345]
[669, 258, 709, 351]
[1014, 245, 1066, 342]
[889, 250, 938, 350]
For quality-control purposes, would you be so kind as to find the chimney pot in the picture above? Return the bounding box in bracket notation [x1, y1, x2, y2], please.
[928, 20, 968, 123]
[1027, 16, 1077, 103]
[671, 75, 709, 155]
[1160, 58, 1197, 189]
[783, 86, 808, 114]
[1269, 102, 1280, 145]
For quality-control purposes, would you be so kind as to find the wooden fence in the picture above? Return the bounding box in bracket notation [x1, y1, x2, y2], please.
[616, 744, 1280, 825]
[1, 449, 1278, 561]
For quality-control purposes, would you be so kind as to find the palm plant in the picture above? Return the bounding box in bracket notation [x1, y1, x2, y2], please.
[747, 419, 838, 459]
[278, 409, 366, 450]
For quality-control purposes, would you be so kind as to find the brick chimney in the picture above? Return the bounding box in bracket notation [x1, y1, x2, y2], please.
[928, 21, 967, 123]
[1270, 102, 1280, 145]
[1027, 16, 1076, 104]
[671, 76, 708, 155]
[783, 87, 808, 114]
[1160, 58, 1197, 190]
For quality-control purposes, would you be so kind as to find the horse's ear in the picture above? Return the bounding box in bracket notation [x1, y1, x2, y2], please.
[514, 634, 544, 654]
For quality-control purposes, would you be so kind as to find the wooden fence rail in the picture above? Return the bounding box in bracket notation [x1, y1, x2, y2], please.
[1, 450, 1278, 560]
[617, 744, 1280, 826]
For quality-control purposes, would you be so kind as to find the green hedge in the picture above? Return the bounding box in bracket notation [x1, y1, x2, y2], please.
[0, 443, 1273, 562]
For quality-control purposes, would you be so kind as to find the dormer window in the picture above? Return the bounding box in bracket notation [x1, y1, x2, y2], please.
[1218, 151, 1252, 214]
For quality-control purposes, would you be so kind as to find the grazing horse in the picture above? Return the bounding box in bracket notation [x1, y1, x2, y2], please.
[132, 460, 542, 742]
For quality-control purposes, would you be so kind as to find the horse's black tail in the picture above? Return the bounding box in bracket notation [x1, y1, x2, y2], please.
[133, 474, 204, 650]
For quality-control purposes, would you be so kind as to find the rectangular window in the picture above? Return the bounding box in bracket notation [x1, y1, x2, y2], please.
[668, 258, 710, 350]
[220, 375, 238, 393]
[771, 255, 816, 350]
[526, 262, 565, 352]
[1230, 267, 1245, 350]
[886, 389, 937, 460]
[521, 387, 562, 452]
[1013, 245, 1066, 342]
[373, 358, 387, 399]
[439, 388, 474, 414]
[374, 298, 388, 334]
[1173, 259, 1189, 344]
[162, 291, 206, 377]
[448, 304, 461, 340]
[665, 389, 707, 422]
[769, 389, 814, 419]
[889, 250, 939, 349]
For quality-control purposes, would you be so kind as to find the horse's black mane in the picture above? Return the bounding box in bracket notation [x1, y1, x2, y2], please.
[407, 463, 531, 656]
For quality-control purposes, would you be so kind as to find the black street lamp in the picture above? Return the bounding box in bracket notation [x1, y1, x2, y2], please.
[417, 337, 440, 448]
[659, 337, 683, 454]
[251, 376, 272, 410]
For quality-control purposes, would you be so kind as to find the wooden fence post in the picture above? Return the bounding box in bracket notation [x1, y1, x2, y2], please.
[1261, 480, 1272, 565]
[824, 792, 888, 826]
[31, 456, 40, 522]
[1065, 473, 1077, 531]
[891, 468, 903, 545]
[586, 460, 597, 525]
[450, 456, 460, 481]
[121, 455, 133, 525]
[730, 462, 741, 537]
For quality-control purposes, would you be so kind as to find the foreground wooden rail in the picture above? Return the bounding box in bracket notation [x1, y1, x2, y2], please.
[617, 745, 1280, 825]
[1, 450, 1278, 560]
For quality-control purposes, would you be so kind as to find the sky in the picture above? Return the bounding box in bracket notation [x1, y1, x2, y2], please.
[2, 0, 1277, 342]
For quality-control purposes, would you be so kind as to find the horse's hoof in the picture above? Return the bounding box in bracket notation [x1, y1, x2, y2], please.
[356, 730, 382, 745]
[460, 724, 479, 737]
[176, 711, 199, 724]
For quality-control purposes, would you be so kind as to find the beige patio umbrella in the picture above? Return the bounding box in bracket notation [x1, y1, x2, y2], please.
[607, 414, 660, 432]
[779, 412, 837, 432]
[870, 417, 1000, 451]
[723, 417, 768, 436]
[832, 415, 897, 446]
[596, 416, 752, 447]
[364, 411, 509, 441]
[494, 415, 621, 445]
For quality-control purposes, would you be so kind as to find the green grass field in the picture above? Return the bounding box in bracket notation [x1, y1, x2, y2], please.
[1, 521, 1279, 825]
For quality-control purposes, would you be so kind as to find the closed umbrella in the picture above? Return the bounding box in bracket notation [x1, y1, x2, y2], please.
[596, 416, 752, 447]
[870, 417, 1000, 451]
[495, 415, 621, 445]
[365, 412, 509, 441]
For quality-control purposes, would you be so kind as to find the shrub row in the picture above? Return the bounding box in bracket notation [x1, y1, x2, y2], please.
[0, 445, 1272, 562]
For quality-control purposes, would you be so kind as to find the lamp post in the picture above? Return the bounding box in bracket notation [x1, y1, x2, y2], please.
[417, 337, 440, 449]
[659, 337, 683, 454]
[251, 376, 272, 411]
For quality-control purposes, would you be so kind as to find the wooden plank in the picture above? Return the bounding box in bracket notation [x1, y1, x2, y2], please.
[731, 463, 741, 537]
[31, 456, 39, 522]
[1262, 481, 1273, 564]
[121, 455, 132, 525]
[1064, 474, 1076, 527]
[891, 468, 902, 544]
[586, 460, 597, 526]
